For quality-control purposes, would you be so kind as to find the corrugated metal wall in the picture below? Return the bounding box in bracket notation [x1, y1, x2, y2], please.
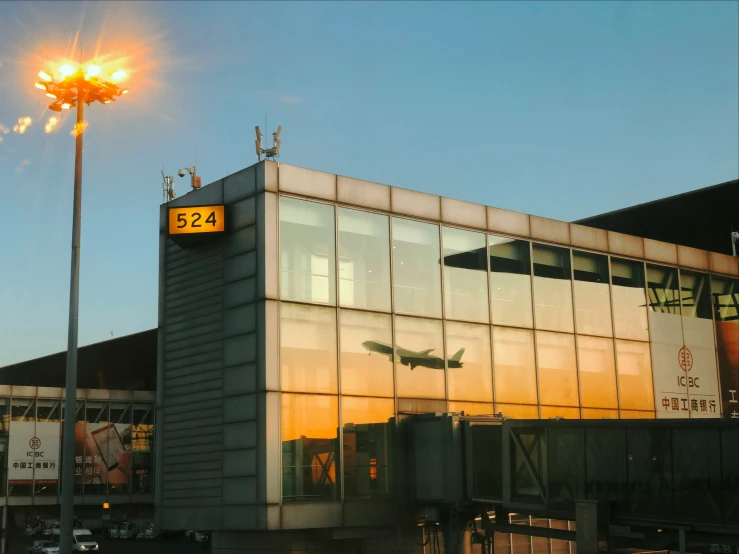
[156, 166, 263, 530]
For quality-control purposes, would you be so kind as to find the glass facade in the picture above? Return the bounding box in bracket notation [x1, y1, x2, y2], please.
[277, 194, 737, 502]
[0, 394, 154, 503]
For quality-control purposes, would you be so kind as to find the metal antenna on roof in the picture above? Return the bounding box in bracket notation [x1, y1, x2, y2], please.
[254, 124, 282, 162]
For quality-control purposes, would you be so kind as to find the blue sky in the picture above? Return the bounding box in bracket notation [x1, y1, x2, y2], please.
[0, 1, 737, 366]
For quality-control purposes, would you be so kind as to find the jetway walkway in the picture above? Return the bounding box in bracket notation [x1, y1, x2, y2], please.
[402, 415, 739, 554]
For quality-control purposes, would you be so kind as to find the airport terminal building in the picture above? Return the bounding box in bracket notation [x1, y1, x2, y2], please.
[155, 162, 739, 552]
[0, 333, 156, 532]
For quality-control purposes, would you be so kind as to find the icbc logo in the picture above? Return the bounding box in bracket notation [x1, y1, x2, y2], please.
[678, 346, 693, 372]
[29, 437, 41, 450]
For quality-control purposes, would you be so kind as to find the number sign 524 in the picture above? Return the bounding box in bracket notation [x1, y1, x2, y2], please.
[168, 205, 226, 235]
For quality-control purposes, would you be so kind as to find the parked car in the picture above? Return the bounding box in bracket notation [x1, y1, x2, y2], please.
[185, 530, 208, 543]
[26, 540, 59, 554]
[144, 522, 160, 540]
[45, 520, 84, 538]
[108, 523, 119, 539]
[41, 521, 59, 537]
[112, 521, 137, 540]
[72, 529, 99, 552]
[25, 521, 46, 536]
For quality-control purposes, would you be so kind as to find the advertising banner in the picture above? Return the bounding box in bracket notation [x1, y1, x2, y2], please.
[715, 321, 739, 419]
[74, 422, 132, 485]
[8, 421, 60, 485]
[650, 312, 721, 418]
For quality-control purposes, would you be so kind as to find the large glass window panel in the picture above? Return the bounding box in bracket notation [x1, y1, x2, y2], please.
[338, 208, 391, 312]
[394, 316, 445, 399]
[711, 276, 739, 322]
[281, 303, 338, 394]
[647, 265, 680, 315]
[489, 236, 533, 328]
[577, 336, 618, 409]
[582, 408, 619, 419]
[620, 410, 656, 419]
[536, 332, 579, 407]
[342, 396, 394, 499]
[107, 402, 132, 495]
[131, 403, 153, 494]
[391, 218, 442, 318]
[442, 227, 489, 323]
[339, 310, 394, 398]
[711, 277, 739, 420]
[611, 258, 649, 342]
[397, 398, 447, 414]
[280, 197, 336, 305]
[448, 401, 494, 415]
[679, 270, 712, 319]
[445, 321, 493, 402]
[533, 244, 574, 333]
[493, 327, 538, 405]
[496, 404, 539, 418]
[573, 251, 613, 337]
[540, 406, 580, 419]
[282, 393, 339, 502]
[83, 401, 109, 495]
[615, 340, 655, 412]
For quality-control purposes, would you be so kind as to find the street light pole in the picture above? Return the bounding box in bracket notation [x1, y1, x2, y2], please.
[34, 62, 127, 554]
[59, 87, 85, 554]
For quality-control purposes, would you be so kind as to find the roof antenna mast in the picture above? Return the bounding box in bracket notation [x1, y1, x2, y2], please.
[254, 125, 282, 163]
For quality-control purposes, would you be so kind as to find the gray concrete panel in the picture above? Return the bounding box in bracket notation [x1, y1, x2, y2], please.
[224, 394, 257, 422]
[164, 359, 222, 380]
[165, 300, 222, 324]
[223, 477, 258, 505]
[224, 364, 257, 395]
[224, 304, 257, 337]
[281, 503, 343, 529]
[165, 331, 224, 353]
[224, 333, 257, 366]
[231, 197, 257, 230]
[222, 506, 259, 531]
[225, 254, 258, 284]
[225, 226, 257, 257]
[223, 448, 257, 477]
[164, 424, 223, 440]
[224, 420, 258, 449]
[164, 339, 222, 362]
[224, 166, 257, 203]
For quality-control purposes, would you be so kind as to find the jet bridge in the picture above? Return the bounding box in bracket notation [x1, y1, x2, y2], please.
[402, 414, 739, 554]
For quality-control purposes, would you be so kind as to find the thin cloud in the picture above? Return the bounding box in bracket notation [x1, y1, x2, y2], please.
[278, 93, 302, 105]
[15, 159, 30, 173]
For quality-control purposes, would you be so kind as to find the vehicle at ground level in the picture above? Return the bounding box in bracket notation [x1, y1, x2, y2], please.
[72, 529, 99, 552]
[143, 522, 160, 540]
[41, 522, 59, 538]
[110, 521, 137, 540]
[185, 530, 208, 543]
[25, 521, 46, 536]
[26, 540, 60, 553]
[44, 520, 84, 538]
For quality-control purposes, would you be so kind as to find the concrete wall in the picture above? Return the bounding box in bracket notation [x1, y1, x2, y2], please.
[156, 163, 274, 531]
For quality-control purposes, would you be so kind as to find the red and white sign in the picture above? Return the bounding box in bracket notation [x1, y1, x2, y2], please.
[8, 422, 60, 485]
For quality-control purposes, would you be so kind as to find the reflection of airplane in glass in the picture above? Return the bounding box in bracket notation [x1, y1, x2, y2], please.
[361, 341, 465, 370]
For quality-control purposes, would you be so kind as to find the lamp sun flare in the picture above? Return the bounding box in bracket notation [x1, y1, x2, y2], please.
[33, 59, 130, 116]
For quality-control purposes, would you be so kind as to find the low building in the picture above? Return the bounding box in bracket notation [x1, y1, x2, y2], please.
[0, 332, 156, 531]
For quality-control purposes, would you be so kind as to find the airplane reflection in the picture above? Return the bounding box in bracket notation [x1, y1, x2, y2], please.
[361, 341, 464, 370]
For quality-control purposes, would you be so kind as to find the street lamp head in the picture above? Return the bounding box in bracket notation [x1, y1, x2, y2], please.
[59, 64, 76, 77]
[86, 64, 101, 78]
[61, 103, 71, 110]
[34, 82, 47, 91]
[112, 69, 126, 82]
[38, 71, 52, 82]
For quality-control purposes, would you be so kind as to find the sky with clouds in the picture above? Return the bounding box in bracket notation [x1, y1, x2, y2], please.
[0, 1, 737, 366]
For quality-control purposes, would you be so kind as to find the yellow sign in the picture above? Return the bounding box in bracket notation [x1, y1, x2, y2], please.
[168, 205, 225, 235]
